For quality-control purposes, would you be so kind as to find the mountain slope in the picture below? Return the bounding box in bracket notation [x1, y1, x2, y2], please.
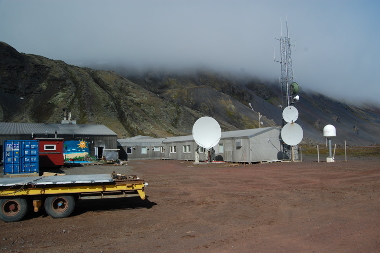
[1, 41, 380, 145]
[121, 68, 380, 146]
[0, 42, 204, 137]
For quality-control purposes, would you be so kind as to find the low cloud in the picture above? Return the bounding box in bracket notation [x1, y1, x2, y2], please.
[0, 0, 379, 104]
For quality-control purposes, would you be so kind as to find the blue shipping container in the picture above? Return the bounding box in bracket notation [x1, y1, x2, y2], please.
[3, 140, 39, 175]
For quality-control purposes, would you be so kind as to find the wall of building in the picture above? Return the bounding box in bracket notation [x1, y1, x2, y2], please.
[118, 143, 165, 160]
[117, 127, 283, 163]
[1, 134, 117, 162]
[162, 141, 209, 161]
[250, 129, 282, 162]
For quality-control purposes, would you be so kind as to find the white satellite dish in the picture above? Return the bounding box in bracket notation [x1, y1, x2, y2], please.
[192, 117, 221, 150]
[281, 122, 303, 146]
[282, 106, 299, 123]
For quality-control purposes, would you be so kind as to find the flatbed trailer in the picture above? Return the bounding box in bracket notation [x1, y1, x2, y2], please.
[0, 172, 147, 222]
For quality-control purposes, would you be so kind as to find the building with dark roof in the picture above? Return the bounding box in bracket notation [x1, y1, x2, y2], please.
[0, 122, 117, 159]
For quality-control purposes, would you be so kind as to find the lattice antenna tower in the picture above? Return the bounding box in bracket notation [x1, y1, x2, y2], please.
[275, 19, 301, 161]
[275, 19, 294, 107]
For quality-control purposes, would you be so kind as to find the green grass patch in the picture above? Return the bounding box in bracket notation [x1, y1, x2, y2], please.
[301, 145, 380, 157]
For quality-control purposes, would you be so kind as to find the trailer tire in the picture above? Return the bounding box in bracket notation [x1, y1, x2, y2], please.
[0, 198, 29, 222]
[44, 195, 75, 219]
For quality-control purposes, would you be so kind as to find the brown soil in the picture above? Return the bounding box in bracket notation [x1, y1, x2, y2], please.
[1, 158, 380, 252]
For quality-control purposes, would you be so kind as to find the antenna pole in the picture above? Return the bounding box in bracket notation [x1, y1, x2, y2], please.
[277, 19, 294, 107]
[249, 103, 262, 128]
[276, 19, 298, 161]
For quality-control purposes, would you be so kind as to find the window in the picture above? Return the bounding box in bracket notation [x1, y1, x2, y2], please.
[199, 147, 205, 153]
[160, 146, 165, 153]
[183, 145, 191, 153]
[236, 139, 242, 149]
[141, 147, 147, 154]
[44, 145, 56, 151]
[170, 146, 177, 153]
[153, 146, 160, 152]
[219, 143, 224, 153]
[126, 147, 132, 154]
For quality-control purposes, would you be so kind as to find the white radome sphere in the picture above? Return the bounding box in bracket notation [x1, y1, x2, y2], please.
[323, 124, 336, 137]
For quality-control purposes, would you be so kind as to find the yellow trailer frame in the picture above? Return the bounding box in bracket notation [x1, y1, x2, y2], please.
[0, 181, 146, 200]
[0, 173, 147, 222]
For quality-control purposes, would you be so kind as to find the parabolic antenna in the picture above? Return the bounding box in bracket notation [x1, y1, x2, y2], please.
[282, 106, 299, 123]
[281, 122, 303, 146]
[192, 116, 221, 150]
[290, 82, 299, 94]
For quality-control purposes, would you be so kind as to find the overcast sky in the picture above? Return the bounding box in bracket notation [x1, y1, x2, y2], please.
[1, 0, 379, 104]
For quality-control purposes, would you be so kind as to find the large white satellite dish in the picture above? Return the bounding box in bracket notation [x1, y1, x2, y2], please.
[282, 106, 299, 123]
[281, 122, 303, 146]
[192, 117, 221, 150]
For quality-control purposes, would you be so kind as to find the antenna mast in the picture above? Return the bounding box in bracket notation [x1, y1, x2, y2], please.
[275, 19, 302, 162]
[276, 19, 294, 107]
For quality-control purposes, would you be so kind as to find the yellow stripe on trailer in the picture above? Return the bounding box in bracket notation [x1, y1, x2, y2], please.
[0, 182, 146, 199]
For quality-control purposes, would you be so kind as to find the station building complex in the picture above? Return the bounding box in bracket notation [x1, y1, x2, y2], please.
[1, 122, 283, 163]
[118, 127, 282, 163]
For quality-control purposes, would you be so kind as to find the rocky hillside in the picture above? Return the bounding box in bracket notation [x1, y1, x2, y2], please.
[1, 41, 380, 145]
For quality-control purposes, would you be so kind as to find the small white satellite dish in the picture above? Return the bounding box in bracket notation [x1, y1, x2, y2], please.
[192, 117, 221, 150]
[282, 106, 299, 123]
[281, 122, 303, 146]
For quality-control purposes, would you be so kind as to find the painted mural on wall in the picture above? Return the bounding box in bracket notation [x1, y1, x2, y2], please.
[64, 140, 89, 160]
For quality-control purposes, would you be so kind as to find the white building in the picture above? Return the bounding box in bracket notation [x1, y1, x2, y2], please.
[118, 127, 283, 163]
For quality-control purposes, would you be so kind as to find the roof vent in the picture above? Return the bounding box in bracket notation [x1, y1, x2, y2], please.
[61, 110, 76, 124]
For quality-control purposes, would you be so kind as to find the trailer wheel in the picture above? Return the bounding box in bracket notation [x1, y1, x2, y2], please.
[44, 195, 75, 219]
[0, 198, 29, 222]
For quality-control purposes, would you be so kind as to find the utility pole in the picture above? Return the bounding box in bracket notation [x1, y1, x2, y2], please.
[248, 103, 262, 128]
[258, 112, 262, 128]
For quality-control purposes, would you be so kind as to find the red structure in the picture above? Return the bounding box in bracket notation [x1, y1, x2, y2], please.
[35, 138, 64, 167]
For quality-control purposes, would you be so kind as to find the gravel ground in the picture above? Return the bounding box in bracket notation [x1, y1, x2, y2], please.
[1, 156, 380, 252]
[54, 162, 135, 176]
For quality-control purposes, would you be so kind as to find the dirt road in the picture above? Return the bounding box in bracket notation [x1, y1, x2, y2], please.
[1, 158, 380, 252]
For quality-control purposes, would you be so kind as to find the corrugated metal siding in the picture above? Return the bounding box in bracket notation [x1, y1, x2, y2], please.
[117, 137, 165, 160]
[163, 141, 198, 161]
[217, 127, 281, 163]
[250, 128, 281, 162]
